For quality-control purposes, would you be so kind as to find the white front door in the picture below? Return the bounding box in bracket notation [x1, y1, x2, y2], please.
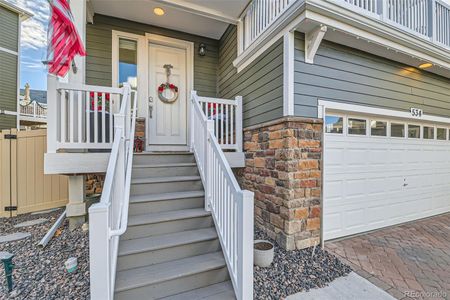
[148, 42, 187, 147]
[324, 112, 450, 240]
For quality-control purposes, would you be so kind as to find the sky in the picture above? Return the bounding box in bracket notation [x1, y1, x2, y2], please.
[7, 0, 450, 92]
[7, 0, 49, 91]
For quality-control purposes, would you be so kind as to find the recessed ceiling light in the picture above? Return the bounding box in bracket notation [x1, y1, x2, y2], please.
[418, 62, 433, 69]
[154, 7, 165, 16]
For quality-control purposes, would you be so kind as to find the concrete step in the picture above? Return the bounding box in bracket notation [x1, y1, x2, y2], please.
[133, 152, 195, 165]
[129, 191, 205, 215]
[117, 228, 220, 271]
[114, 252, 229, 300]
[161, 281, 236, 300]
[131, 176, 203, 195]
[132, 163, 199, 178]
[122, 208, 213, 240]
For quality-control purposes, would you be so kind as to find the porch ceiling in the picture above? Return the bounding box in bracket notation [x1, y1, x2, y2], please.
[89, 0, 249, 39]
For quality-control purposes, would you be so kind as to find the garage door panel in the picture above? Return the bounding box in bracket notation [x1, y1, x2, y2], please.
[324, 112, 450, 240]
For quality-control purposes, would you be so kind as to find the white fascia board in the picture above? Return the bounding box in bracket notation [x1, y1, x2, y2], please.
[318, 100, 450, 125]
[152, 0, 238, 24]
[283, 31, 295, 116]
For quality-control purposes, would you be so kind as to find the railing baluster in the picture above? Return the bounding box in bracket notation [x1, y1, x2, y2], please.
[102, 92, 106, 143]
[86, 91, 90, 144]
[93, 92, 98, 144]
[69, 90, 74, 143]
[60, 89, 66, 143]
[78, 91, 83, 143]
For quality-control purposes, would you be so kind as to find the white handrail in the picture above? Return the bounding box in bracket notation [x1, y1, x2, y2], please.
[89, 84, 137, 300]
[191, 91, 254, 300]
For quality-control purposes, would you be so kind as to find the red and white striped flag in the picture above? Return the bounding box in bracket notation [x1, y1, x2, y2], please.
[47, 0, 86, 77]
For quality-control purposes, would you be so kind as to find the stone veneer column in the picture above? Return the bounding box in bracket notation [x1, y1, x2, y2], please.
[240, 117, 323, 250]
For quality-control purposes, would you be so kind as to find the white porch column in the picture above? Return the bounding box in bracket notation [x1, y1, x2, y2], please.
[69, 0, 86, 84]
[67, 0, 87, 228]
[67, 175, 86, 229]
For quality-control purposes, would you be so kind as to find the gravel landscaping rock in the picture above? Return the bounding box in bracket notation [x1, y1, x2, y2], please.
[0, 210, 89, 300]
[254, 226, 352, 300]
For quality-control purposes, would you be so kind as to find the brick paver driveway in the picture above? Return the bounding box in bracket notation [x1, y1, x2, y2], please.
[326, 213, 450, 300]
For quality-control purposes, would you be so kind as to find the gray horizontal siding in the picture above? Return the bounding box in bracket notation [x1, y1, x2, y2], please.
[86, 14, 218, 97]
[0, 51, 17, 113]
[218, 25, 284, 128]
[294, 32, 450, 118]
[0, 6, 18, 52]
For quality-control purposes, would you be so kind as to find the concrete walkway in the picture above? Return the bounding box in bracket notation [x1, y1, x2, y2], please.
[286, 272, 396, 300]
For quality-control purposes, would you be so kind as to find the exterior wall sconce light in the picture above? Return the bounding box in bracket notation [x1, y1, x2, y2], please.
[198, 43, 206, 56]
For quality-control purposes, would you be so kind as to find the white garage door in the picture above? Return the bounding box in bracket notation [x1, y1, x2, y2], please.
[324, 111, 450, 240]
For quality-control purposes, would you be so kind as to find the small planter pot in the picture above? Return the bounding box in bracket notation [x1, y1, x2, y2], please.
[254, 240, 274, 267]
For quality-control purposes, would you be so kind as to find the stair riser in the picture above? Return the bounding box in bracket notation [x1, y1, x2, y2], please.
[131, 180, 203, 195]
[129, 197, 204, 215]
[117, 239, 221, 271]
[122, 216, 213, 240]
[133, 154, 195, 165]
[114, 267, 230, 300]
[132, 166, 199, 179]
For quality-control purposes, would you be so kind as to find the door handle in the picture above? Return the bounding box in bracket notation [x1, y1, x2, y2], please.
[149, 105, 153, 118]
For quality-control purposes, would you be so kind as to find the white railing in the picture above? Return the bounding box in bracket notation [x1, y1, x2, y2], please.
[88, 84, 137, 300]
[435, 0, 450, 46]
[337, 0, 450, 46]
[342, 0, 378, 14]
[384, 0, 429, 36]
[47, 77, 126, 152]
[240, 0, 294, 52]
[194, 92, 243, 152]
[240, 0, 450, 51]
[191, 91, 254, 300]
[19, 101, 47, 120]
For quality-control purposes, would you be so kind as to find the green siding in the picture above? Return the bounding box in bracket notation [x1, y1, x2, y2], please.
[0, 114, 16, 130]
[218, 25, 284, 128]
[86, 14, 218, 97]
[294, 32, 450, 118]
[0, 6, 18, 52]
[0, 51, 17, 117]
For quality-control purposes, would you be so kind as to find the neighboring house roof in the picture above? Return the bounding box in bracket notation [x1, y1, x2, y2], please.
[0, 0, 32, 19]
[20, 89, 47, 104]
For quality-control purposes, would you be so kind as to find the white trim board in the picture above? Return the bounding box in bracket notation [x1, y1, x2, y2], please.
[283, 31, 295, 116]
[0, 46, 18, 56]
[318, 100, 450, 125]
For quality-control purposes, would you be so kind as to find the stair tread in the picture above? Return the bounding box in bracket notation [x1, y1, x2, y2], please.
[115, 252, 226, 292]
[130, 190, 205, 204]
[119, 228, 217, 256]
[132, 176, 201, 184]
[128, 208, 211, 226]
[133, 162, 197, 168]
[161, 281, 235, 300]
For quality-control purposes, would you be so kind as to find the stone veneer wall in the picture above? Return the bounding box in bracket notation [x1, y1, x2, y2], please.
[239, 117, 323, 250]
